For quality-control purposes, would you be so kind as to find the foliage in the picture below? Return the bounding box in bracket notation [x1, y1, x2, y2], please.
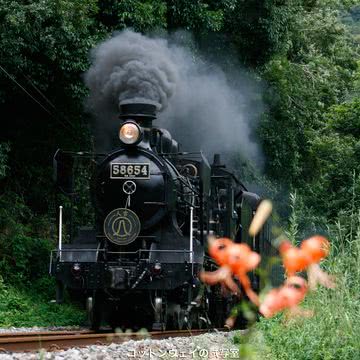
[0, 142, 10, 179]
[0, 0, 100, 107]
[0, 189, 86, 326]
[0, 0, 359, 328]
[97, 0, 167, 32]
[166, 0, 225, 34]
[239, 203, 360, 359]
[0, 277, 85, 327]
[0, 191, 54, 286]
[251, 1, 360, 220]
[224, 0, 296, 66]
[0, 0, 101, 214]
[259, 5, 358, 186]
[306, 99, 360, 217]
[343, 5, 360, 41]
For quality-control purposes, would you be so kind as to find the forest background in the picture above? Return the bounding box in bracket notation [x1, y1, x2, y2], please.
[0, 0, 360, 358]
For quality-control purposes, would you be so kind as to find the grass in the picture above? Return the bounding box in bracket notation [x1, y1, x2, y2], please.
[0, 192, 87, 328]
[234, 212, 360, 360]
[0, 277, 86, 327]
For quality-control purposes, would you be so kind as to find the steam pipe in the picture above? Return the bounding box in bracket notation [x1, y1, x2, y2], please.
[190, 206, 194, 274]
[58, 205, 63, 261]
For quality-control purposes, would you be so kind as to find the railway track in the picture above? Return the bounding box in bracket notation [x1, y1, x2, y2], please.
[0, 328, 225, 353]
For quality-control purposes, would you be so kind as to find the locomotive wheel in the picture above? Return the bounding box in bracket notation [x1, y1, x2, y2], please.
[170, 303, 206, 330]
[188, 308, 208, 329]
[165, 302, 180, 330]
[152, 294, 168, 331]
[195, 311, 208, 329]
[177, 308, 197, 330]
[87, 291, 102, 331]
[167, 306, 186, 330]
[176, 308, 187, 330]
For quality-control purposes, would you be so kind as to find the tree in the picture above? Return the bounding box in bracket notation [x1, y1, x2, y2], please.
[0, 143, 10, 180]
[0, 0, 101, 211]
[308, 98, 360, 216]
[223, 0, 296, 66]
[166, 0, 225, 34]
[97, 0, 167, 32]
[258, 1, 358, 192]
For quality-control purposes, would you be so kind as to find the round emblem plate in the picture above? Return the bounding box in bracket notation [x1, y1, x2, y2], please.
[104, 208, 141, 246]
[123, 180, 136, 195]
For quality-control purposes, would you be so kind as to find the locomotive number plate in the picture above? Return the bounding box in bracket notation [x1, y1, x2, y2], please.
[110, 163, 150, 179]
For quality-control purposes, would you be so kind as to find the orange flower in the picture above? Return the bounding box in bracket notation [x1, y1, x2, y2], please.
[259, 288, 285, 318]
[260, 276, 309, 318]
[301, 236, 335, 290]
[208, 237, 233, 266]
[200, 238, 262, 305]
[301, 236, 330, 263]
[282, 276, 308, 306]
[227, 243, 261, 306]
[200, 237, 241, 296]
[279, 236, 335, 290]
[199, 266, 240, 295]
[279, 240, 311, 276]
[227, 243, 261, 274]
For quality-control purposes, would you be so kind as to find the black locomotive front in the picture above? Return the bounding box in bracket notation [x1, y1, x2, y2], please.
[50, 101, 280, 330]
[51, 102, 207, 330]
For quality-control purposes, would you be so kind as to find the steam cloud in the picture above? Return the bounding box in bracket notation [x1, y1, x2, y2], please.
[85, 30, 263, 166]
[85, 30, 177, 113]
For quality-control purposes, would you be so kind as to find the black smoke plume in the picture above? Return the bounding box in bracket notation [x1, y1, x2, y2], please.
[85, 30, 263, 166]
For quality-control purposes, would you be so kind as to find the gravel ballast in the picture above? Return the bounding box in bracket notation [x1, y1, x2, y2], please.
[0, 331, 241, 359]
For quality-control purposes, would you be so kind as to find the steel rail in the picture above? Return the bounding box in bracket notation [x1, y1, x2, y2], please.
[0, 330, 94, 338]
[0, 328, 226, 353]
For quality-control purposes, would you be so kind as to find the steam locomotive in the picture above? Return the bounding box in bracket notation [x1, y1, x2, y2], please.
[50, 102, 278, 330]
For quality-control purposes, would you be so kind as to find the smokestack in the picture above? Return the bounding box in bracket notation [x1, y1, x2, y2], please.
[213, 154, 225, 168]
[119, 101, 158, 127]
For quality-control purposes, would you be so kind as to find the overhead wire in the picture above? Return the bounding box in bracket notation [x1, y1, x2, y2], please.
[0, 64, 52, 115]
[0, 64, 78, 136]
[23, 73, 57, 110]
[22, 72, 77, 132]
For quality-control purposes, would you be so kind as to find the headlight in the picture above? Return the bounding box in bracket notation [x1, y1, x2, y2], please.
[119, 122, 141, 145]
